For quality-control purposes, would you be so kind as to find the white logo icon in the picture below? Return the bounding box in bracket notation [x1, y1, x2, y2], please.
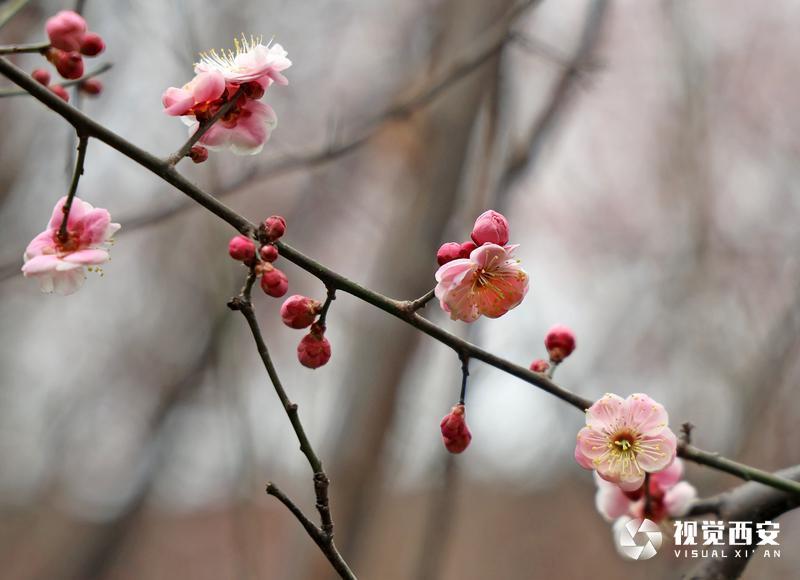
[615, 517, 663, 560]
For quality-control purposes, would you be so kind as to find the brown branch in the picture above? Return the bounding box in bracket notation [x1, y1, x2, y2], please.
[58, 133, 88, 242]
[0, 41, 49, 55]
[683, 465, 800, 580]
[227, 272, 354, 579]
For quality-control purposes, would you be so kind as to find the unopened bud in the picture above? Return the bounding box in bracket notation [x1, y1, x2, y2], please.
[436, 242, 462, 266]
[281, 295, 322, 329]
[470, 210, 510, 246]
[49, 49, 84, 80]
[31, 68, 51, 85]
[78, 32, 105, 56]
[440, 404, 472, 453]
[529, 359, 550, 373]
[79, 78, 103, 96]
[228, 235, 256, 261]
[260, 263, 288, 297]
[297, 326, 331, 368]
[49, 85, 70, 102]
[260, 244, 278, 262]
[263, 215, 286, 242]
[45, 10, 87, 52]
[189, 145, 208, 164]
[459, 241, 477, 258]
[545, 324, 576, 363]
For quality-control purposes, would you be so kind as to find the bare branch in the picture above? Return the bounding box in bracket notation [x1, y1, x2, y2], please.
[58, 134, 89, 241]
[0, 41, 49, 55]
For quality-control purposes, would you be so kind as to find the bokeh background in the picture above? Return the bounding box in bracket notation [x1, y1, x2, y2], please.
[1, 0, 799, 578]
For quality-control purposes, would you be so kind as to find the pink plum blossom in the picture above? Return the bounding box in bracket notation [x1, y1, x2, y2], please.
[575, 393, 678, 492]
[595, 459, 697, 523]
[21, 196, 120, 295]
[434, 243, 528, 322]
[162, 71, 226, 117]
[195, 36, 291, 86]
[281, 295, 321, 329]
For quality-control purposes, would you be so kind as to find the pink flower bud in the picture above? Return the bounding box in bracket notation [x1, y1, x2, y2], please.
[281, 295, 322, 329]
[545, 324, 576, 363]
[78, 32, 105, 56]
[45, 10, 87, 52]
[470, 210, 510, 246]
[297, 327, 331, 368]
[79, 78, 102, 96]
[263, 215, 286, 242]
[48, 49, 84, 80]
[189, 145, 209, 164]
[436, 242, 462, 266]
[459, 241, 477, 258]
[260, 264, 288, 297]
[260, 245, 279, 262]
[228, 235, 256, 261]
[49, 85, 69, 102]
[529, 359, 550, 373]
[31, 68, 51, 86]
[440, 404, 472, 454]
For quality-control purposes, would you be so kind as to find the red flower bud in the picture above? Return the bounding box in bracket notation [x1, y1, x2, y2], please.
[440, 404, 472, 454]
[297, 326, 331, 368]
[545, 324, 576, 363]
[228, 235, 256, 261]
[45, 10, 87, 52]
[471, 210, 510, 246]
[242, 81, 265, 100]
[31, 68, 51, 86]
[281, 295, 322, 329]
[49, 85, 70, 102]
[436, 242, 462, 266]
[529, 359, 550, 373]
[189, 145, 209, 164]
[263, 215, 286, 242]
[260, 263, 288, 297]
[260, 244, 279, 262]
[48, 49, 84, 80]
[78, 32, 105, 56]
[79, 78, 103, 96]
[459, 241, 477, 258]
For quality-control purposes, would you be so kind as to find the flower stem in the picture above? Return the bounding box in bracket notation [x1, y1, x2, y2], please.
[58, 133, 89, 242]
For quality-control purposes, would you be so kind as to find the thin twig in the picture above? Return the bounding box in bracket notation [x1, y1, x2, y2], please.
[58, 133, 89, 242]
[227, 271, 355, 579]
[316, 285, 336, 327]
[0, 63, 113, 98]
[458, 354, 469, 405]
[0, 41, 49, 55]
[406, 288, 436, 312]
[166, 86, 246, 166]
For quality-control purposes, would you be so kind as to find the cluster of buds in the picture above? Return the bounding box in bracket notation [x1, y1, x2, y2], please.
[33, 11, 105, 102]
[440, 403, 472, 453]
[530, 324, 576, 373]
[436, 209, 510, 266]
[228, 215, 289, 297]
[280, 295, 333, 369]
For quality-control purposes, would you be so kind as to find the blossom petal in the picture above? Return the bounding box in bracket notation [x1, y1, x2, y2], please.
[635, 429, 677, 472]
[624, 393, 670, 436]
[664, 481, 697, 517]
[585, 393, 626, 431]
[22, 254, 60, 276]
[62, 249, 109, 265]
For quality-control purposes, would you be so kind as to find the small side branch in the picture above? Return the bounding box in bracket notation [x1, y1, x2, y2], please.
[58, 133, 89, 242]
[678, 443, 800, 498]
[0, 41, 49, 55]
[316, 286, 336, 327]
[458, 354, 469, 405]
